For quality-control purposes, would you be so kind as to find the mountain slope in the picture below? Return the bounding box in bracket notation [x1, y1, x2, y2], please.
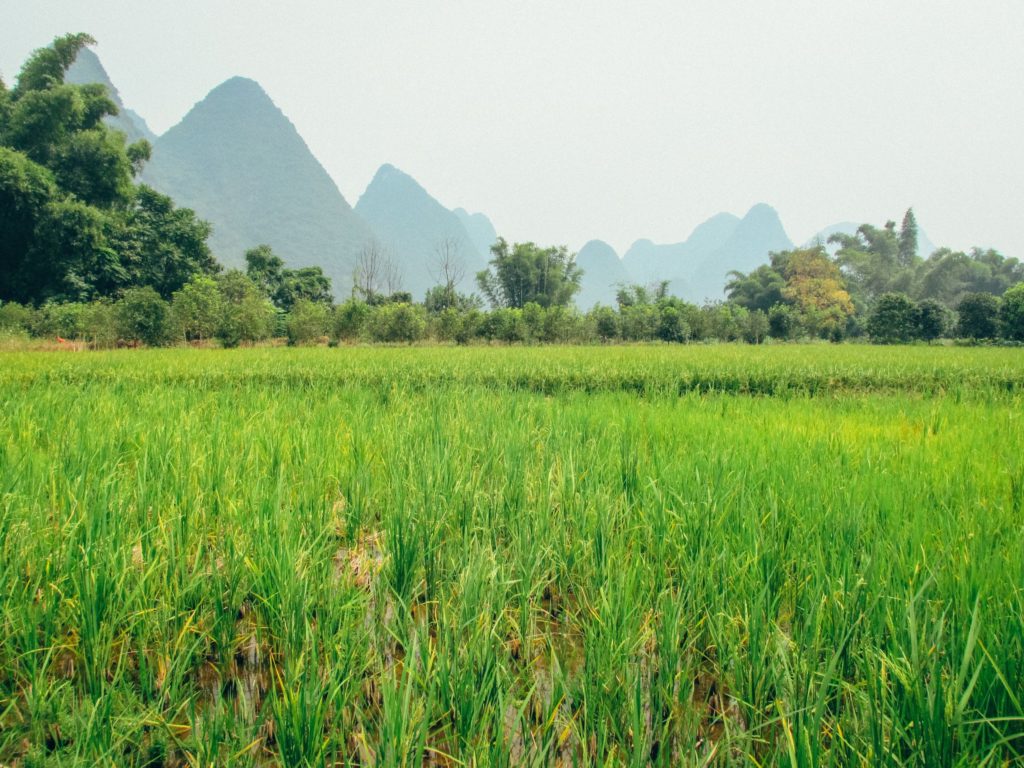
[622, 213, 740, 288]
[140, 77, 374, 294]
[355, 165, 487, 298]
[690, 204, 792, 300]
[620, 206, 790, 302]
[453, 208, 498, 260]
[66, 48, 156, 145]
[575, 240, 632, 308]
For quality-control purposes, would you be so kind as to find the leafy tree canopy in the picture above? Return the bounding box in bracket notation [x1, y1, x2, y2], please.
[957, 293, 1001, 340]
[999, 284, 1024, 342]
[0, 34, 214, 306]
[244, 244, 332, 311]
[477, 238, 582, 309]
[725, 265, 785, 313]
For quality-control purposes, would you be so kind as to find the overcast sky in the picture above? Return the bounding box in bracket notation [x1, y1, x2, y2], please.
[3, 0, 1022, 257]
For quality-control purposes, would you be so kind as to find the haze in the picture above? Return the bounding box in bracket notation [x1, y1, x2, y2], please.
[3, 0, 1022, 257]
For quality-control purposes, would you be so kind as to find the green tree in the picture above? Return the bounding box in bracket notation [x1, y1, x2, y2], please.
[245, 244, 332, 311]
[80, 299, 118, 347]
[12, 33, 97, 96]
[956, 293, 1001, 340]
[591, 306, 619, 341]
[245, 244, 285, 299]
[116, 286, 168, 346]
[367, 303, 427, 343]
[998, 283, 1024, 342]
[332, 299, 371, 342]
[898, 208, 919, 266]
[657, 297, 699, 343]
[286, 299, 329, 345]
[480, 308, 527, 342]
[424, 284, 480, 315]
[0, 147, 59, 302]
[0, 75, 10, 134]
[170, 275, 223, 342]
[703, 302, 747, 342]
[743, 309, 769, 344]
[0, 301, 33, 333]
[476, 238, 582, 309]
[916, 248, 1023, 305]
[725, 265, 786, 313]
[112, 185, 216, 298]
[277, 266, 332, 311]
[768, 304, 797, 340]
[33, 301, 85, 339]
[1, 35, 215, 305]
[214, 271, 275, 346]
[867, 293, 919, 343]
[830, 219, 915, 305]
[915, 299, 949, 343]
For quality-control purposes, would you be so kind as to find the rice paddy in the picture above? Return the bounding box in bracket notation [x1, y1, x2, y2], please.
[1, 345, 1023, 766]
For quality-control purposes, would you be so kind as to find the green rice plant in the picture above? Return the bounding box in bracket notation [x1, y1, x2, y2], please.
[375, 649, 429, 768]
[268, 646, 338, 768]
[1, 346, 1023, 765]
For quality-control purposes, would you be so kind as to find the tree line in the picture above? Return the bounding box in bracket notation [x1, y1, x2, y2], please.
[725, 209, 1024, 343]
[2, 35, 1023, 347]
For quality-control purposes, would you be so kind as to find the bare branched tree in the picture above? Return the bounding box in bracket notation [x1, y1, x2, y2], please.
[429, 235, 466, 294]
[383, 256, 403, 295]
[352, 239, 403, 300]
[352, 239, 384, 300]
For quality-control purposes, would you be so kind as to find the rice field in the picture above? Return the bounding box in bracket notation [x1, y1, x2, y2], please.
[1, 345, 1023, 766]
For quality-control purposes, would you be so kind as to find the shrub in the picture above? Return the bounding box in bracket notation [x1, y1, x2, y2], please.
[867, 293, 918, 343]
[0, 301, 34, 333]
[591, 306, 619, 341]
[916, 299, 950, 343]
[957, 293, 1001, 340]
[171, 276, 224, 342]
[332, 299, 371, 342]
[999, 284, 1024, 342]
[768, 304, 797, 340]
[366, 303, 426, 343]
[743, 310, 769, 344]
[219, 294, 276, 347]
[81, 301, 119, 348]
[117, 287, 170, 346]
[33, 302, 86, 339]
[286, 299, 330, 345]
[481, 308, 526, 343]
[620, 305, 658, 341]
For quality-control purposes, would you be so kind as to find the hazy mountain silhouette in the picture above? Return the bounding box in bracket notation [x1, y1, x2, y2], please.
[140, 77, 375, 295]
[453, 208, 498, 261]
[622, 213, 739, 288]
[575, 240, 631, 308]
[620, 206, 790, 302]
[66, 48, 156, 145]
[355, 165, 487, 298]
[690, 203, 792, 301]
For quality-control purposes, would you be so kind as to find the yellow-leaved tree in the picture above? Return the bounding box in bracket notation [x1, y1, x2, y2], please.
[779, 246, 855, 339]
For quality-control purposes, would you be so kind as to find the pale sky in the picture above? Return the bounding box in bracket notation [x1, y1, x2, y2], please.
[3, 0, 1022, 258]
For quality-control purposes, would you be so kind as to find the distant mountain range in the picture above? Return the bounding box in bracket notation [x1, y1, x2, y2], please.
[592, 205, 793, 306]
[139, 76, 375, 295]
[70, 48, 939, 305]
[355, 164, 488, 298]
[576, 241, 632, 308]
